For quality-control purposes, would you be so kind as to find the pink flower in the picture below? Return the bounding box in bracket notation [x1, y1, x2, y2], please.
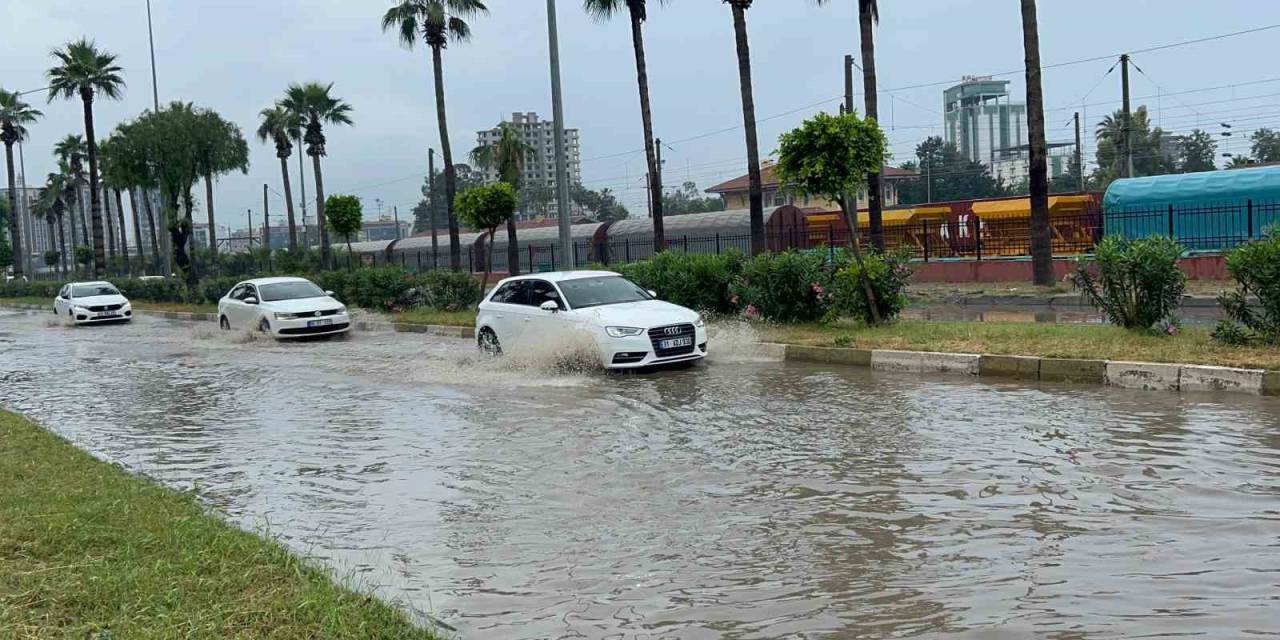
[730, 294, 740, 306]
[810, 282, 825, 295]
[745, 303, 760, 319]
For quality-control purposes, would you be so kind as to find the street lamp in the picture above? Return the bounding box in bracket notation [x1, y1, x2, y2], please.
[545, 0, 574, 267]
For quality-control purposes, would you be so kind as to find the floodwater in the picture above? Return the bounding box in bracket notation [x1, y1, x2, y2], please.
[1, 309, 1278, 639]
[903, 303, 1224, 326]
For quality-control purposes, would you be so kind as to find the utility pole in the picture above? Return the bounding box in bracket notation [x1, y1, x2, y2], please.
[644, 172, 652, 218]
[1120, 53, 1134, 179]
[1074, 111, 1085, 192]
[429, 148, 438, 265]
[262, 184, 271, 252]
[146, 0, 159, 111]
[546, 0, 574, 267]
[393, 205, 401, 240]
[655, 138, 664, 220]
[247, 209, 254, 250]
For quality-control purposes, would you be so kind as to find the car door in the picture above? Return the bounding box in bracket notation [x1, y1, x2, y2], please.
[54, 285, 70, 315]
[525, 279, 571, 340]
[486, 280, 531, 342]
[236, 284, 262, 327]
[222, 284, 245, 327]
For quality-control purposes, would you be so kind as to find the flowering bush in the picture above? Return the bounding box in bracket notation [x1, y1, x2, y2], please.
[1070, 235, 1186, 332]
[826, 249, 913, 324]
[730, 250, 833, 323]
[616, 250, 744, 314]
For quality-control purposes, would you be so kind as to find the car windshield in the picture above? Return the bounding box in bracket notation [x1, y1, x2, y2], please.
[258, 281, 326, 302]
[72, 284, 119, 297]
[558, 276, 651, 309]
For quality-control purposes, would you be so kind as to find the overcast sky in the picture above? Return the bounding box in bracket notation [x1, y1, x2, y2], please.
[5, 0, 1280, 233]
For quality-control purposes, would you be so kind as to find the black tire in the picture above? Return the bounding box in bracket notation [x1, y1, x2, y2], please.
[219, 316, 230, 331]
[478, 327, 502, 356]
[258, 318, 271, 333]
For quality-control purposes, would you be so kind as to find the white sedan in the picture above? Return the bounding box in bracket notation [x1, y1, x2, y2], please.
[217, 276, 351, 339]
[475, 270, 708, 369]
[53, 281, 133, 324]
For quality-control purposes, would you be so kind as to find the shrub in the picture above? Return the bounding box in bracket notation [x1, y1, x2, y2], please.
[731, 250, 833, 323]
[616, 250, 744, 314]
[1215, 230, 1280, 344]
[410, 270, 482, 311]
[0, 280, 60, 299]
[1069, 235, 1186, 331]
[827, 249, 913, 324]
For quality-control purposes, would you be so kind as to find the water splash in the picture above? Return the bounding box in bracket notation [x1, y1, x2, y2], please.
[705, 320, 770, 363]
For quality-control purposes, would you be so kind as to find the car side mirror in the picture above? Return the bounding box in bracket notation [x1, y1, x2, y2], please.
[647, 290, 657, 298]
[325, 290, 334, 296]
[244, 297, 259, 305]
[540, 300, 559, 312]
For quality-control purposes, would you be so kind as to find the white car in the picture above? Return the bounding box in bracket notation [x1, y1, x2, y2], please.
[217, 276, 351, 339]
[476, 270, 708, 369]
[53, 281, 133, 324]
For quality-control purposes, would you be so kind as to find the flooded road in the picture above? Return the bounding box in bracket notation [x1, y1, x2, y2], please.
[1, 308, 1278, 639]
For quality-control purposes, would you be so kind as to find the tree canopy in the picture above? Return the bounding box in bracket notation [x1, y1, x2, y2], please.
[895, 136, 1007, 204]
[325, 194, 363, 251]
[1092, 105, 1174, 187]
[662, 181, 724, 216]
[455, 182, 517, 234]
[571, 183, 629, 221]
[1177, 129, 1217, 174]
[774, 110, 887, 206]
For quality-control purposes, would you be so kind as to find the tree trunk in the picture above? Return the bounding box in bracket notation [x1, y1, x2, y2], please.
[859, 0, 885, 252]
[630, 6, 664, 252]
[279, 155, 297, 251]
[730, 4, 766, 255]
[432, 45, 461, 272]
[1021, 0, 1054, 286]
[142, 188, 161, 269]
[840, 194, 882, 324]
[4, 141, 21, 279]
[68, 194, 79, 249]
[506, 217, 519, 276]
[105, 186, 116, 261]
[114, 188, 128, 271]
[204, 173, 218, 258]
[312, 153, 330, 268]
[82, 92, 106, 279]
[78, 190, 89, 251]
[45, 216, 57, 274]
[56, 212, 67, 274]
[480, 228, 496, 294]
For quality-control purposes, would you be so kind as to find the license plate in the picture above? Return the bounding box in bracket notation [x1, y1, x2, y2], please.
[307, 318, 333, 328]
[95, 311, 117, 318]
[659, 336, 693, 350]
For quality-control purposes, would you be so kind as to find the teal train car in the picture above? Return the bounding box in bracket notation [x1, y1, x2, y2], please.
[1103, 166, 1280, 250]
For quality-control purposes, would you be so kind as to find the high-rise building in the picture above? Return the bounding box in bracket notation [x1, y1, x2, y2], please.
[476, 112, 582, 220]
[943, 76, 1069, 186]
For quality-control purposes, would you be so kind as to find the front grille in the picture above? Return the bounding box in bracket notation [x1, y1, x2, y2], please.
[279, 322, 350, 336]
[87, 304, 123, 312]
[648, 323, 696, 358]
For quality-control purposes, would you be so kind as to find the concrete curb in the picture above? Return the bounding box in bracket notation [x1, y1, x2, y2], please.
[782, 344, 1274, 397]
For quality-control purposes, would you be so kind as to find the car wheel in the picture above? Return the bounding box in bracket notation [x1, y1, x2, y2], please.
[478, 327, 502, 356]
[258, 318, 271, 333]
[219, 316, 230, 331]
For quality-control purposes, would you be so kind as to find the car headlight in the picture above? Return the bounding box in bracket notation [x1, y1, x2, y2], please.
[337, 306, 347, 315]
[694, 314, 705, 328]
[274, 312, 296, 320]
[605, 326, 645, 338]
[73, 306, 88, 313]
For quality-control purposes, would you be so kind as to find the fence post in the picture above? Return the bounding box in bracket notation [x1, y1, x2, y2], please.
[625, 238, 631, 263]
[683, 236, 689, 252]
[1248, 199, 1254, 239]
[972, 216, 982, 261]
[550, 245, 556, 271]
[1167, 204, 1175, 239]
[715, 232, 721, 254]
[573, 242, 579, 267]
[922, 220, 930, 262]
[828, 224, 835, 263]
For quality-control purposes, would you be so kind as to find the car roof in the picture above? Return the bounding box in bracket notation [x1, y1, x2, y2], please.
[239, 276, 314, 286]
[67, 281, 116, 287]
[498, 270, 620, 284]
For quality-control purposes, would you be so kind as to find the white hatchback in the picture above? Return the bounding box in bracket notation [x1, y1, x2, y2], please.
[475, 271, 708, 369]
[53, 281, 133, 324]
[217, 276, 351, 339]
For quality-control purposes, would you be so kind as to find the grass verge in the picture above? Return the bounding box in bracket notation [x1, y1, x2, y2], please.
[388, 308, 477, 327]
[763, 319, 1280, 370]
[0, 409, 439, 639]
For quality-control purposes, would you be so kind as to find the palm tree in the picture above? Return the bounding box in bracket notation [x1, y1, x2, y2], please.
[257, 106, 302, 251]
[43, 173, 69, 274]
[723, 0, 765, 254]
[0, 89, 42, 279]
[280, 82, 353, 268]
[471, 122, 533, 275]
[46, 38, 125, 279]
[584, 0, 666, 252]
[98, 135, 132, 271]
[857, 0, 885, 251]
[193, 109, 250, 259]
[31, 188, 56, 274]
[382, 0, 489, 271]
[53, 134, 88, 247]
[1020, 0, 1053, 286]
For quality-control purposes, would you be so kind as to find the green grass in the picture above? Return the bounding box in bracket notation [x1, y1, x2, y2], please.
[763, 319, 1280, 370]
[0, 410, 441, 639]
[389, 308, 477, 328]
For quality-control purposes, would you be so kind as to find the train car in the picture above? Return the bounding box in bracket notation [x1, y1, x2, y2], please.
[967, 193, 1100, 256]
[481, 222, 609, 273]
[602, 205, 807, 263]
[388, 231, 486, 271]
[340, 239, 396, 267]
[805, 205, 951, 254]
[1104, 165, 1280, 251]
